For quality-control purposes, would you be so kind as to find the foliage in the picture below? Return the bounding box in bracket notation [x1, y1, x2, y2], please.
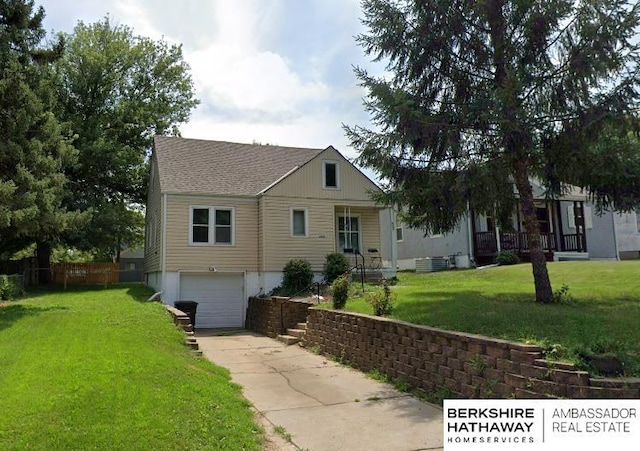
[0, 275, 22, 300]
[551, 284, 573, 304]
[495, 250, 519, 266]
[323, 253, 351, 283]
[346, 0, 640, 303]
[342, 262, 640, 376]
[282, 259, 314, 294]
[0, 0, 82, 257]
[0, 285, 262, 449]
[331, 273, 350, 309]
[52, 17, 198, 259]
[365, 279, 395, 316]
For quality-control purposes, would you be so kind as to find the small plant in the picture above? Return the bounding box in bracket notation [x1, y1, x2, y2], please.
[282, 259, 314, 294]
[495, 250, 519, 265]
[323, 252, 351, 284]
[331, 273, 350, 309]
[551, 284, 573, 304]
[367, 369, 390, 382]
[273, 425, 292, 442]
[365, 279, 395, 316]
[394, 380, 411, 393]
[467, 354, 487, 375]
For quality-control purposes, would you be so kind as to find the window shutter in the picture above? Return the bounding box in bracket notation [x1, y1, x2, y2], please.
[584, 206, 593, 229]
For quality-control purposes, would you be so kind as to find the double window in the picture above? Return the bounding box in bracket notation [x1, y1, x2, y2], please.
[190, 206, 234, 245]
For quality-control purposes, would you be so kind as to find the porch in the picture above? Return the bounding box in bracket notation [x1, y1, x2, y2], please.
[472, 200, 589, 265]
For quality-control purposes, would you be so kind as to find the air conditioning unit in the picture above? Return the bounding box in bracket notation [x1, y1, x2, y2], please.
[415, 257, 450, 273]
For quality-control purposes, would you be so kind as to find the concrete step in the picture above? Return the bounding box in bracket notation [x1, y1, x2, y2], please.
[286, 328, 306, 338]
[192, 350, 203, 356]
[185, 340, 199, 350]
[296, 322, 308, 330]
[277, 334, 300, 345]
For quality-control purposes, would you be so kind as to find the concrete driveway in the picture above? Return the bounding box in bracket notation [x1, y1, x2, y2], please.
[196, 330, 444, 451]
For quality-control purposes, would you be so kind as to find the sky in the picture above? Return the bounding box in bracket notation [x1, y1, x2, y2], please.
[36, 0, 379, 170]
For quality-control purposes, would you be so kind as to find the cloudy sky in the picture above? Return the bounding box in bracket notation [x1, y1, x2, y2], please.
[37, 0, 378, 167]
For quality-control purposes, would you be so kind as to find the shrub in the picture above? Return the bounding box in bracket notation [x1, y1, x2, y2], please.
[323, 253, 351, 284]
[331, 273, 350, 309]
[0, 275, 21, 301]
[365, 279, 395, 316]
[282, 259, 314, 294]
[495, 250, 519, 265]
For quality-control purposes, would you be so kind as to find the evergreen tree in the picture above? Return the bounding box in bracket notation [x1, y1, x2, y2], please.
[0, 0, 79, 281]
[346, 0, 640, 302]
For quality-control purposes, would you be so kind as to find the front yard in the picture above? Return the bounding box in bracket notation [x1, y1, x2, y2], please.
[342, 261, 640, 375]
[0, 285, 262, 450]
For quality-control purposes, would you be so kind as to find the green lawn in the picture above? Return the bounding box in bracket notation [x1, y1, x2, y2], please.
[0, 285, 262, 451]
[343, 261, 640, 375]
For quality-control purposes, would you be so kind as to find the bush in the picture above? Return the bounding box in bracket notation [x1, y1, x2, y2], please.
[282, 259, 314, 294]
[365, 279, 395, 316]
[331, 273, 350, 309]
[495, 250, 519, 265]
[323, 253, 351, 284]
[0, 275, 21, 301]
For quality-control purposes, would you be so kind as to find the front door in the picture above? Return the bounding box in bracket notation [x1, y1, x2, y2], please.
[337, 216, 361, 253]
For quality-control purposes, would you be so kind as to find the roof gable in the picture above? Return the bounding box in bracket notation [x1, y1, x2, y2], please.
[153, 136, 322, 196]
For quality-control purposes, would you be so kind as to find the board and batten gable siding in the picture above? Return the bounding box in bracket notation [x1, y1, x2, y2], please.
[144, 156, 162, 273]
[259, 198, 383, 272]
[164, 194, 259, 272]
[264, 146, 381, 200]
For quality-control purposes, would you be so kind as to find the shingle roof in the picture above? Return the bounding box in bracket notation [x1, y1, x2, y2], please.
[153, 136, 323, 196]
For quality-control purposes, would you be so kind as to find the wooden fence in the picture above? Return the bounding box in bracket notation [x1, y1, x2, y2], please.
[51, 263, 119, 285]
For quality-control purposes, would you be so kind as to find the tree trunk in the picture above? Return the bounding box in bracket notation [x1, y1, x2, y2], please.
[36, 241, 52, 285]
[512, 160, 553, 303]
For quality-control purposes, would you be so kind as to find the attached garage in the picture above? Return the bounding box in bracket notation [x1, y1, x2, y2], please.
[178, 273, 245, 328]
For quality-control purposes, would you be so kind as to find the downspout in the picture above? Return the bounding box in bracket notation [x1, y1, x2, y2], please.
[161, 193, 168, 299]
[466, 202, 474, 263]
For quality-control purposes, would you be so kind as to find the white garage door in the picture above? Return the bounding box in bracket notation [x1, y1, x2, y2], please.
[178, 273, 245, 328]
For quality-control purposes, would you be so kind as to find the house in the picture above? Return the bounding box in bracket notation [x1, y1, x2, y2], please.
[613, 211, 640, 259]
[382, 180, 619, 269]
[145, 137, 393, 328]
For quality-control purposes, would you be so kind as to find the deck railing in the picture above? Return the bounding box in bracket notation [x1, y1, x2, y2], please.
[474, 231, 557, 256]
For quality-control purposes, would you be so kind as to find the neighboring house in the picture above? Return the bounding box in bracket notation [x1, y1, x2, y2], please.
[382, 180, 619, 269]
[145, 137, 393, 328]
[614, 211, 640, 260]
[119, 248, 144, 282]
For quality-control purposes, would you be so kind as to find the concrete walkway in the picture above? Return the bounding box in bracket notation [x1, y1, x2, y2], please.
[196, 330, 444, 451]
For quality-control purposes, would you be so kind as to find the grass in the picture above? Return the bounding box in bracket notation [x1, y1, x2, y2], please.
[339, 261, 640, 375]
[0, 284, 262, 450]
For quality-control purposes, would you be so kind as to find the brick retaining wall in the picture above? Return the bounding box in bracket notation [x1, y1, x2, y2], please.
[246, 296, 313, 338]
[304, 308, 640, 399]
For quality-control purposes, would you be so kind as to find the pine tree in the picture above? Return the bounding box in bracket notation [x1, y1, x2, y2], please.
[346, 0, 640, 302]
[0, 0, 79, 281]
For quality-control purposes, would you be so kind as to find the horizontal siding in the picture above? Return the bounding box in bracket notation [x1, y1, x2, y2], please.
[261, 197, 383, 272]
[144, 157, 162, 273]
[266, 147, 381, 201]
[165, 194, 259, 272]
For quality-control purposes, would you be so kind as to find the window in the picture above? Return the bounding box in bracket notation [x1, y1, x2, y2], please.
[323, 160, 339, 189]
[338, 216, 360, 253]
[291, 208, 308, 237]
[189, 206, 234, 245]
[126, 262, 136, 271]
[396, 227, 404, 242]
